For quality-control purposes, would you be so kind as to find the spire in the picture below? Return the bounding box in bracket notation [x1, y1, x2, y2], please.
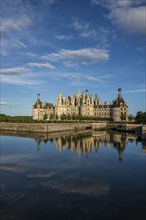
[37, 93, 40, 100]
[59, 91, 62, 97]
[37, 93, 41, 104]
[77, 88, 81, 97]
[118, 88, 122, 98]
[95, 94, 98, 100]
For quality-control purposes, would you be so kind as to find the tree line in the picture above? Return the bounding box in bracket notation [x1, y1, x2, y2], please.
[0, 111, 146, 123]
[0, 114, 33, 123]
[134, 111, 146, 123]
[48, 113, 113, 122]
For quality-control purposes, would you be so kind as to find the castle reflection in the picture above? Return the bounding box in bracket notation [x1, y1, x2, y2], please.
[34, 131, 139, 160]
[1, 129, 145, 159]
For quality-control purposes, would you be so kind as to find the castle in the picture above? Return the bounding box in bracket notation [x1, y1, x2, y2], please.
[32, 88, 128, 122]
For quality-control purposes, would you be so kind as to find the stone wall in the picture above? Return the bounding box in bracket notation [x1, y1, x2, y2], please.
[0, 122, 107, 133]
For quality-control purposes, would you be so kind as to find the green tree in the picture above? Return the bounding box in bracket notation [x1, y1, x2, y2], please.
[55, 114, 59, 120]
[128, 114, 134, 122]
[135, 111, 146, 123]
[120, 113, 126, 121]
[60, 113, 67, 121]
[43, 113, 48, 120]
[50, 113, 55, 120]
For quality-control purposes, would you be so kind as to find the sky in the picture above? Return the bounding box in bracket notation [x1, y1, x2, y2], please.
[0, 0, 146, 116]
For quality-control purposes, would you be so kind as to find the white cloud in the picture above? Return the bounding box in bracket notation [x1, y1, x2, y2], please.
[1, 75, 37, 86]
[12, 40, 27, 48]
[48, 71, 115, 87]
[1, 67, 27, 75]
[0, 50, 9, 56]
[124, 89, 146, 93]
[136, 46, 145, 52]
[109, 6, 146, 35]
[0, 67, 39, 86]
[91, 0, 107, 7]
[91, 0, 145, 8]
[1, 15, 32, 37]
[71, 19, 98, 39]
[28, 63, 55, 70]
[1, 63, 55, 77]
[42, 48, 109, 67]
[0, 102, 8, 105]
[48, 0, 56, 5]
[91, 0, 146, 35]
[72, 20, 89, 31]
[85, 74, 115, 82]
[24, 52, 38, 57]
[70, 19, 110, 48]
[55, 34, 74, 40]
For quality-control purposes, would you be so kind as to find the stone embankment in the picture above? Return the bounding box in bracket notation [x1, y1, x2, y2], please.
[0, 122, 107, 133]
[0, 129, 93, 140]
[142, 125, 146, 140]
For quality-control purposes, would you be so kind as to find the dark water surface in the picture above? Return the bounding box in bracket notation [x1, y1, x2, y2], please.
[0, 131, 146, 220]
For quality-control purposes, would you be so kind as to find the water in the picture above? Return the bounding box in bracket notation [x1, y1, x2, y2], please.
[0, 131, 146, 220]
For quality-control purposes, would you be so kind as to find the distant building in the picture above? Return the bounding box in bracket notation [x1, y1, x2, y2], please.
[32, 88, 128, 122]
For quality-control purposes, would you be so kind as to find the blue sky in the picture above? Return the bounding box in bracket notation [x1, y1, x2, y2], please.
[0, 0, 146, 116]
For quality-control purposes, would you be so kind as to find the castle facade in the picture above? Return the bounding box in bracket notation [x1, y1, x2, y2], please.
[32, 88, 128, 122]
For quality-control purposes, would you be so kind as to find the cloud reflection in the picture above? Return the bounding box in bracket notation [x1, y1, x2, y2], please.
[40, 174, 110, 196]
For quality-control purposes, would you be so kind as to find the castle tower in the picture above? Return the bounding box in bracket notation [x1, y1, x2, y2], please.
[32, 93, 42, 120]
[112, 88, 128, 122]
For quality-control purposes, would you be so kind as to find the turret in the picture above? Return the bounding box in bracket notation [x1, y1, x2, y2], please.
[112, 88, 128, 122]
[82, 91, 85, 104]
[32, 93, 42, 120]
[77, 89, 81, 97]
[58, 91, 63, 105]
[118, 88, 122, 99]
[59, 91, 62, 98]
[37, 93, 41, 104]
[85, 89, 88, 97]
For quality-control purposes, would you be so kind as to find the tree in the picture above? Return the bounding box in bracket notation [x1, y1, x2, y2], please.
[120, 113, 126, 121]
[60, 113, 67, 121]
[66, 114, 71, 120]
[43, 113, 48, 120]
[50, 113, 55, 120]
[55, 114, 59, 120]
[135, 111, 146, 123]
[128, 114, 134, 122]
